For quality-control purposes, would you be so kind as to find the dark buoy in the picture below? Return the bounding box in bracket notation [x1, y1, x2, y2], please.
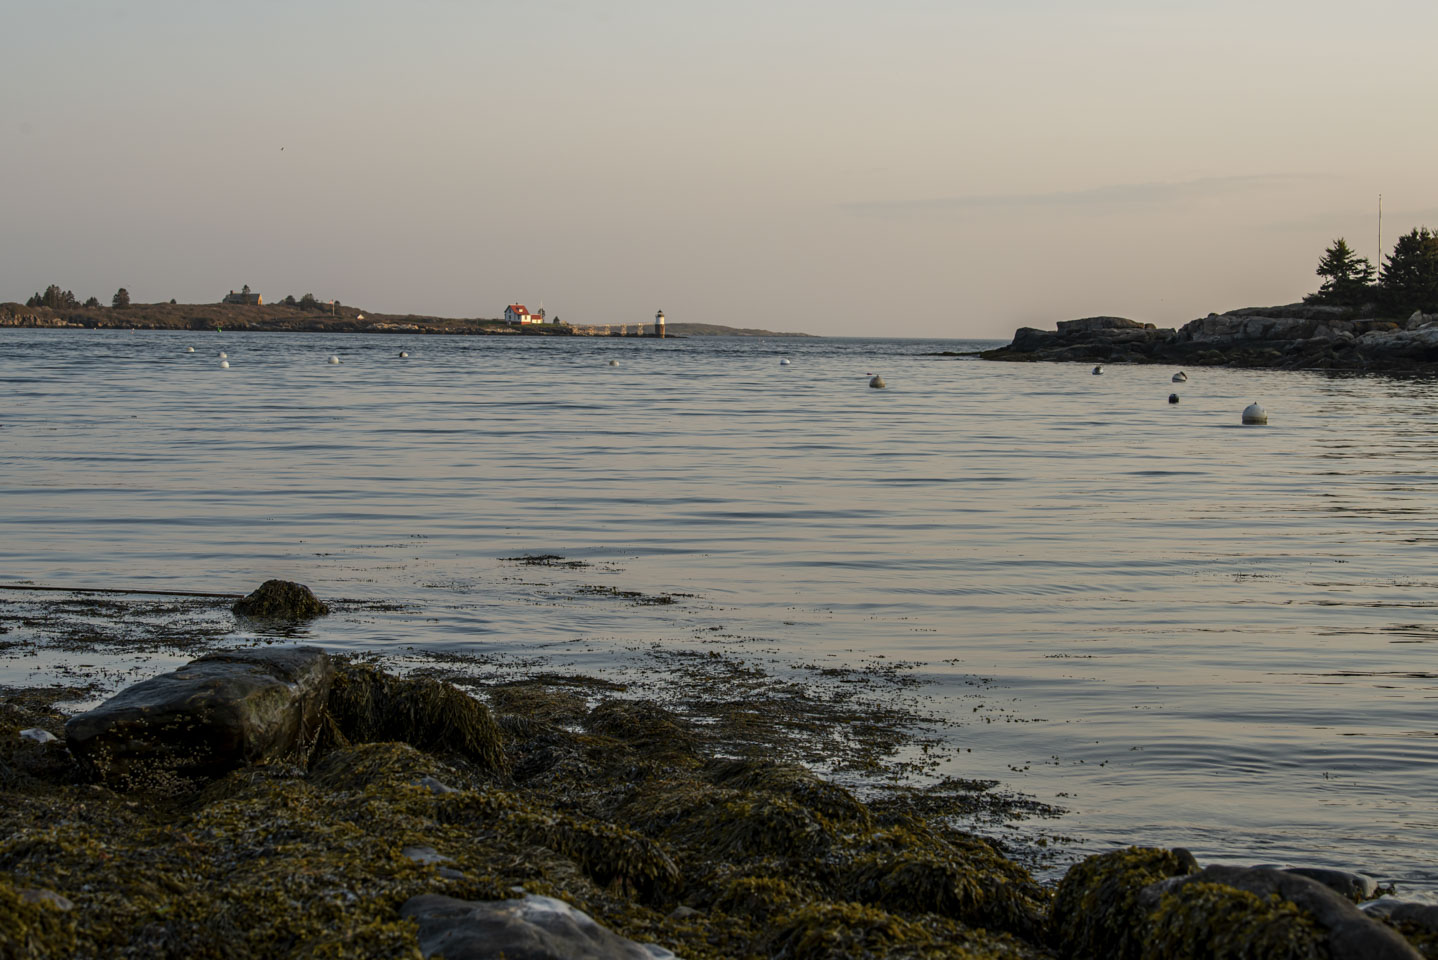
[1168, 393, 1180, 404]
[1092, 365, 1104, 375]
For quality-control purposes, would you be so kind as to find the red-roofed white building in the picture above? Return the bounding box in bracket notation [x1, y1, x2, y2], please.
[504, 303, 546, 324]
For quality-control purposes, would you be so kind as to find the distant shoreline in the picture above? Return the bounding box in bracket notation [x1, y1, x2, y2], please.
[0, 302, 816, 339]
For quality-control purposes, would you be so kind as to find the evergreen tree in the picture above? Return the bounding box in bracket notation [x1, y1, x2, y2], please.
[30, 284, 79, 310]
[1381, 227, 1438, 315]
[83, 296, 100, 307]
[1312, 238, 1375, 306]
[112, 288, 131, 309]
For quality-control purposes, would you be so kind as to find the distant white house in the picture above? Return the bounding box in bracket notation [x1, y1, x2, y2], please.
[504, 303, 547, 324]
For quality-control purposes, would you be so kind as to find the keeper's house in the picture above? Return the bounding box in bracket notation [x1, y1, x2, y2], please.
[503, 303, 546, 324]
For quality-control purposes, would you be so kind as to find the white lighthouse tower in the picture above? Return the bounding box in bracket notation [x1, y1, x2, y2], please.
[655, 309, 666, 338]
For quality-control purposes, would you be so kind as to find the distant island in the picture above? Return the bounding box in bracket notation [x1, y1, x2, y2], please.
[983, 229, 1438, 372]
[0, 290, 815, 339]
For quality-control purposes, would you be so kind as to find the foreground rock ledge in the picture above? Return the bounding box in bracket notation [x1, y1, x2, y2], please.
[65, 646, 333, 787]
[3, 653, 1431, 959]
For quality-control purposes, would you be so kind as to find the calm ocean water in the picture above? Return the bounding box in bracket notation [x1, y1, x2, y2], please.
[2, 328, 1435, 896]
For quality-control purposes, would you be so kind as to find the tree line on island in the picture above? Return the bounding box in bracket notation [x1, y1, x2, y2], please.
[24, 286, 339, 312]
[1309, 227, 1438, 314]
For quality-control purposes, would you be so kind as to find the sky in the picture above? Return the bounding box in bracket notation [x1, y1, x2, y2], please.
[3, 0, 1436, 339]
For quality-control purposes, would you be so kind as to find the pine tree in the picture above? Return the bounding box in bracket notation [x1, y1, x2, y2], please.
[112, 288, 131, 309]
[1380, 228, 1438, 315]
[1312, 238, 1375, 306]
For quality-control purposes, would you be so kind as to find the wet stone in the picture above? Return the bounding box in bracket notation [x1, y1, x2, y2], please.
[401, 893, 679, 960]
[64, 646, 333, 788]
[1282, 865, 1380, 901]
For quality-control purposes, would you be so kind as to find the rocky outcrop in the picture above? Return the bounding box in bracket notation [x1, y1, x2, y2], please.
[401, 893, 678, 960]
[232, 579, 329, 620]
[1049, 848, 1421, 960]
[984, 303, 1438, 372]
[65, 646, 333, 787]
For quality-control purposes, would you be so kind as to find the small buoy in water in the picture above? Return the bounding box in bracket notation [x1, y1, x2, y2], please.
[779, 358, 791, 366]
[608, 359, 619, 367]
[1242, 402, 1267, 425]
[328, 355, 340, 365]
[1168, 393, 1180, 404]
[185, 347, 194, 353]
[1172, 371, 1188, 382]
[1092, 365, 1104, 375]
[219, 359, 230, 369]
[218, 351, 227, 359]
[869, 375, 886, 389]
[399, 351, 409, 358]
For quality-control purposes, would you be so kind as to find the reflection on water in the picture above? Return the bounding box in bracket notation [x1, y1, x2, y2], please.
[1, 328, 1436, 896]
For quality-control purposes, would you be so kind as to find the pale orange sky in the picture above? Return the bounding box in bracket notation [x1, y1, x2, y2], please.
[4, 1, 1436, 337]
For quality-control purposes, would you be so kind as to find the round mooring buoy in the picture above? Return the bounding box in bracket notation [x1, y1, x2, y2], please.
[185, 347, 194, 354]
[219, 360, 230, 369]
[1168, 393, 1180, 404]
[1242, 402, 1268, 425]
[608, 359, 619, 367]
[780, 358, 791, 366]
[218, 351, 227, 359]
[399, 351, 409, 358]
[328, 355, 340, 365]
[869, 375, 886, 389]
[1172, 371, 1188, 382]
[1092, 365, 1104, 375]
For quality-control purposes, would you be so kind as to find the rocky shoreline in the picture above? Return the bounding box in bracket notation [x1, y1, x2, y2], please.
[2, 581, 1434, 958]
[980, 304, 1438, 373]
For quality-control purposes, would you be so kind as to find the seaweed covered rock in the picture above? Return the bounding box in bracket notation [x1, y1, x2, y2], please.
[401, 893, 677, 959]
[0, 876, 76, 960]
[1365, 900, 1438, 959]
[231, 579, 329, 620]
[1050, 850, 1421, 960]
[64, 647, 332, 789]
[1049, 846, 1198, 959]
[326, 661, 508, 774]
[703, 757, 872, 828]
[762, 900, 1044, 960]
[585, 699, 699, 763]
[1142, 867, 1421, 960]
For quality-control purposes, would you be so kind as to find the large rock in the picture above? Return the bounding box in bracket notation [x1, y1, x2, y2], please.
[232, 579, 329, 619]
[1140, 866, 1421, 960]
[401, 893, 678, 960]
[65, 647, 332, 788]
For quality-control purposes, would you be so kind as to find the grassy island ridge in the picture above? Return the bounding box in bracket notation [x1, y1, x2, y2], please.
[0, 300, 815, 339]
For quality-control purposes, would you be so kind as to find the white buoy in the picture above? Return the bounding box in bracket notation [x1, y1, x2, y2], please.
[219, 359, 230, 369]
[1242, 402, 1267, 425]
[608, 359, 619, 366]
[218, 351, 227, 359]
[1092, 365, 1104, 375]
[399, 351, 409, 358]
[869, 375, 886, 389]
[185, 347, 194, 353]
[779, 358, 791, 366]
[1168, 393, 1180, 404]
[1172, 371, 1187, 382]
[328, 355, 341, 364]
